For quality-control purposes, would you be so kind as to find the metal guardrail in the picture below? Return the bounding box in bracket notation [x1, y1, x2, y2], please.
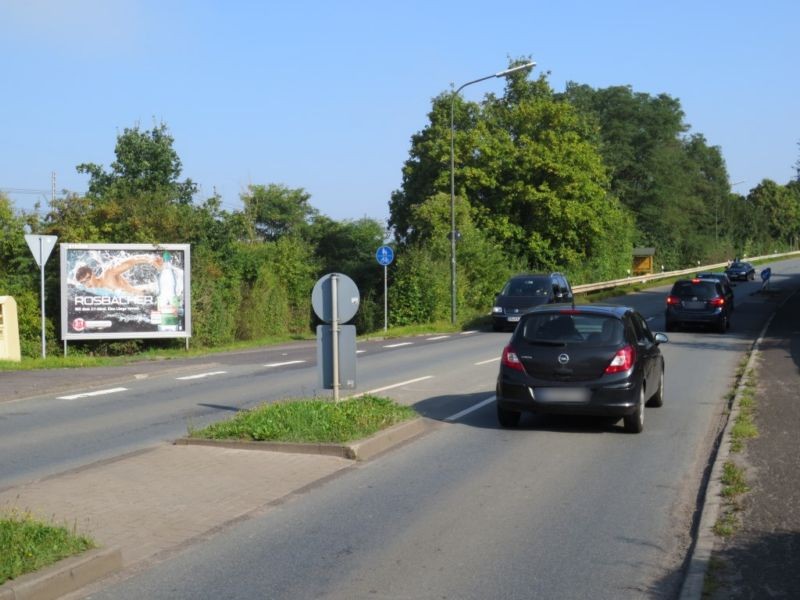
[571, 250, 800, 295]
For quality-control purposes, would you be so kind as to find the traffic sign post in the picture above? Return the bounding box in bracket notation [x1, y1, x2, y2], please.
[376, 246, 394, 332]
[312, 273, 360, 401]
[24, 234, 58, 358]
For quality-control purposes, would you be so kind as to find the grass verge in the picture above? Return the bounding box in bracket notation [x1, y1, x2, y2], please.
[188, 395, 417, 444]
[0, 510, 95, 586]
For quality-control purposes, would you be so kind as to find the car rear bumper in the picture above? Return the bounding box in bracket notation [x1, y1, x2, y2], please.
[496, 375, 640, 417]
[665, 307, 725, 325]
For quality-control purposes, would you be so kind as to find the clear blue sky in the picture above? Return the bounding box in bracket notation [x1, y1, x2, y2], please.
[2, 0, 798, 226]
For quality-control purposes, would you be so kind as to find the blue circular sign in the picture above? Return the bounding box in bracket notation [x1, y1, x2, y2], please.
[376, 245, 394, 266]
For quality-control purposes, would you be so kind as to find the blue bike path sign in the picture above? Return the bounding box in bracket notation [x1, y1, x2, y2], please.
[376, 245, 394, 266]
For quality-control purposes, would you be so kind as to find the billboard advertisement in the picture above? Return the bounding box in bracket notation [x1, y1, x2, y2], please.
[60, 244, 191, 340]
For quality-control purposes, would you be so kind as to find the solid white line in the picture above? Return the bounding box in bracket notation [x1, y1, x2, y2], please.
[176, 371, 228, 380]
[426, 335, 450, 341]
[58, 387, 128, 400]
[356, 376, 434, 397]
[445, 395, 496, 422]
[474, 357, 500, 365]
[264, 360, 306, 368]
[460, 330, 478, 335]
[384, 342, 413, 348]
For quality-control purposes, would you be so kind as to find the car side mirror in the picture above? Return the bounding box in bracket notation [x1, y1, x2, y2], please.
[654, 332, 669, 344]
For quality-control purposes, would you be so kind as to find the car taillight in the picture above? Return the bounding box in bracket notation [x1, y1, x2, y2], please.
[501, 345, 525, 372]
[666, 295, 681, 305]
[709, 297, 725, 307]
[605, 345, 636, 374]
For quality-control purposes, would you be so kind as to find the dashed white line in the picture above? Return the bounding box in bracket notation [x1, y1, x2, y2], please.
[384, 342, 413, 348]
[426, 335, 450, 341]
[264, 360, 306, 368]
[357, 350, 366, 354]
[58, 387, 128, 400]
[460, 330, 478, 335]
[176, 371, 228, 381]
[474, 357, 500, 366]
[445, 395, 496, 422]
[355, 376, 434, 397]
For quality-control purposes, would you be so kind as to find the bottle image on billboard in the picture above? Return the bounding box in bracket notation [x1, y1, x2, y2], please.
[157, 252, 181, 331]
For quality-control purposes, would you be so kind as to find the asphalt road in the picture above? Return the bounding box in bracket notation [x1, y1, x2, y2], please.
[3, 258, 798, 598]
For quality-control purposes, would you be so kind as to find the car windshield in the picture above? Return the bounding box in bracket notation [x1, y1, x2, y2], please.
[672, 281, 718, 299]
[503, 277, 550, 297]
[520, 313, 624, 346]
[729, 263, 747, 269]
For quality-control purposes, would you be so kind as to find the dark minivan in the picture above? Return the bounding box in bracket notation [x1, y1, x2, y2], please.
[492, 273, 573, 331]
[665, 278, 731, 333]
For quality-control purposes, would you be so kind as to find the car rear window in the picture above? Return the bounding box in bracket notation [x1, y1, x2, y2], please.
[502, 277, 551, 297]
[671, 281, 718, 299]
[519, 313, 624, 346]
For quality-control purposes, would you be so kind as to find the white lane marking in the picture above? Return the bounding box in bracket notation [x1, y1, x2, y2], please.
[646, 316, 655, 322]
[176, 371, 228, 381]
[264, 360, 306, 368]
[474, 357, 500, 366]
[357, 350, 366, 354]
[460, 330, 478, 335]
[384, 342, 413, 348]
[445, 395, 496, 422]
[354, 376, 434, 397]
[426, 335, 450, 341]
[58, 387, 128, 400]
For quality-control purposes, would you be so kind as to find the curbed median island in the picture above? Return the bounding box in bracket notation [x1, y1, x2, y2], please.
[0, 509, 95, 585]
[180, 395, 428, 461]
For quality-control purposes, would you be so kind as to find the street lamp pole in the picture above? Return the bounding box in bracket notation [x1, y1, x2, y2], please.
[450, 61, 535, 325]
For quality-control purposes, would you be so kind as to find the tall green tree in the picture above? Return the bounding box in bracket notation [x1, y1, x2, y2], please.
[390, 67, 634, 282]
[241, 184, 318, 241]
[77, 122, 197, 204]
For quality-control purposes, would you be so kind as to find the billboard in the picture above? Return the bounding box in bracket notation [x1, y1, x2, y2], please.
[60, 244, 191, 340]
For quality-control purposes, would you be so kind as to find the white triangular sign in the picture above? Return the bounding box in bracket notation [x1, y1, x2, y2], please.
[25, 234, 58, 267]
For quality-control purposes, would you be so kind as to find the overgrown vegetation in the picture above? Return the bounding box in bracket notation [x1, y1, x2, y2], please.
[0, 510, 94, 586]
[2, 62, 800, 359]
[189, 395, 416, 443]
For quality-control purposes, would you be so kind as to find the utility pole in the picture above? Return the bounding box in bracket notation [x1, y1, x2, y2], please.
[51, 172, 56, 203]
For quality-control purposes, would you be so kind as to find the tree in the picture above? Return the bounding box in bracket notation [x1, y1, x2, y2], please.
[390, 67, 634, 282]
[241, 184, 318, 241]
[77, 122, 197, 204]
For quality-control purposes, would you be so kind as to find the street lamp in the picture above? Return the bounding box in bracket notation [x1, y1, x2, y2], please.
[449, 61, 535, 324]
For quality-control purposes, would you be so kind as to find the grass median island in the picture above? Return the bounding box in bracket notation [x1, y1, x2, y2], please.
[189, 395, 417, 444]
[0, 510, 95, 586]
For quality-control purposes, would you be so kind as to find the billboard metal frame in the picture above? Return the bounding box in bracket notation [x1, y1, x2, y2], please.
[60, 243, 192, 341]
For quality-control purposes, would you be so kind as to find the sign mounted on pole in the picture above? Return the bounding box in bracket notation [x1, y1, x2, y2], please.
[25, 234, 58, 358]
[375, 245, 394, 332]
[376, 245, 394, 266]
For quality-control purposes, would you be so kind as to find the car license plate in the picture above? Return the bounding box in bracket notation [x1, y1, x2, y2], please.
[534, 387, 590, 403]
[684, 301, 705, 310]
[507, 316, 520, 322]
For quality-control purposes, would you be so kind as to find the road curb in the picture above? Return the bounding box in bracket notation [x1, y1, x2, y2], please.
[175, 417, 431, 461]
[0, 546, 122, 600]
[679, 289, 794, 600]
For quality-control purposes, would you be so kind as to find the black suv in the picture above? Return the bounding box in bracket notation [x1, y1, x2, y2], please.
[665, 278, 731, 333]
[492, 273, 573, 331]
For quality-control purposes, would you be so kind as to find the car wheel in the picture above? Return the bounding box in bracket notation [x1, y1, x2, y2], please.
[623, 386, 645, 434]
[497, 403, 521, 428]
[647, 365, 664, 408]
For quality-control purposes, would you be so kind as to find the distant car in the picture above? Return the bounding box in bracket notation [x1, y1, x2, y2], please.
[696, 273, 734, 312]
[725, 261, 755, 281]
[495, 304, 667, 433]
[665, 278, 731, 333]
[492, 273, 573, 331]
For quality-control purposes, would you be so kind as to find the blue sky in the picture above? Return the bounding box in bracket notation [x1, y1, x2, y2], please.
[2, 1, 798, 226]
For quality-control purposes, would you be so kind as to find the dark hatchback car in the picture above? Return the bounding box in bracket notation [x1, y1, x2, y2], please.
[696, 272, 735, 312]
[665, 278, 731, 332]
[492, 273, 573, 331]
[496, 304, 667, 433]
[725, 261, 755, 281]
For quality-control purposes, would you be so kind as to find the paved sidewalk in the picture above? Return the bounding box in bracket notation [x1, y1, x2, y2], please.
[705, 288, 800, 598]
[0, 444, 351, 569]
